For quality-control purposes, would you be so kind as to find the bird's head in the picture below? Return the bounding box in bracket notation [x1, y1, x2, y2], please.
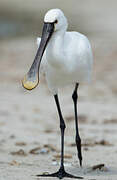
[44, 9, 68, 32]
[22, 9, 67, 90]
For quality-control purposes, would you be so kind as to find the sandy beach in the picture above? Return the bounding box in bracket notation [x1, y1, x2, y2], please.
[0, 0, 117, 179]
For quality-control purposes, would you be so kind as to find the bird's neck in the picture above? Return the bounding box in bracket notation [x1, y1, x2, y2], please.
[46, 30, 65, 67]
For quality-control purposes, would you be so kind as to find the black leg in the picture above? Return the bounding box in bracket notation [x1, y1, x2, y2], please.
[54, 94, 66, 170]
[37, 94, 83, 179]
[72, 83, 82, 166]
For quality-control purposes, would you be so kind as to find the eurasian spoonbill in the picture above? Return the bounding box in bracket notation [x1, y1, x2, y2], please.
[22, 8, 93, 179]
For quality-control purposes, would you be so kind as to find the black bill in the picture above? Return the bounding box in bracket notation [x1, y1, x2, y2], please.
[22, 22, 54, 90]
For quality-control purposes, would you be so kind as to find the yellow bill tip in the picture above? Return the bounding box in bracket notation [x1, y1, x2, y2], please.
[22, 75, 39, 90]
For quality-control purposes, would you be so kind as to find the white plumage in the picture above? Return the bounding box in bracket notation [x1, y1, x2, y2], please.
[22, 9, 94, 178]
[37, 9, 93, 94]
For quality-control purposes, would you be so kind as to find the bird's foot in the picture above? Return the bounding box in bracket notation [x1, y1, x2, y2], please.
[36, 167, 83, 179]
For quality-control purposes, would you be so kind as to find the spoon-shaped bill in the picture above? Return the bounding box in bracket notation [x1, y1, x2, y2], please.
[22, 22, 54, 90]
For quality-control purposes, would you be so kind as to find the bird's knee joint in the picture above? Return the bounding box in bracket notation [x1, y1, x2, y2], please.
[60, 121, 66, 130]
[72, 91, 78, 101]
[76, 135, 81, 144]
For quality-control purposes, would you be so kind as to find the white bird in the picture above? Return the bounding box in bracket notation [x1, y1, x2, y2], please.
[22, 9, 93, 179]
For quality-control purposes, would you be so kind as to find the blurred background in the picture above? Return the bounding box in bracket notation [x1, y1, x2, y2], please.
[0, 0, 117, 97]
[0, 0, 117, 179]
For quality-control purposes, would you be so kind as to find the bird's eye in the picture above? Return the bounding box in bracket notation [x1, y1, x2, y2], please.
[54, 20, 58, 24]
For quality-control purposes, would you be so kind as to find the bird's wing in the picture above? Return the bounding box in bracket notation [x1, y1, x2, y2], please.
[37, 37, 47, 75]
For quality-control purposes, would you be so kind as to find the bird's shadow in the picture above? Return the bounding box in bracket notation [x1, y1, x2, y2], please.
[35, 163, 117, 179]
[66, 165, 117, 178]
